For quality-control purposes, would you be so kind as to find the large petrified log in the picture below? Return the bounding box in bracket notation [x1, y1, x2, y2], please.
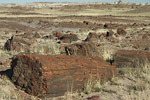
[113, 50, 150, 68]
[11, 55, 116, 97]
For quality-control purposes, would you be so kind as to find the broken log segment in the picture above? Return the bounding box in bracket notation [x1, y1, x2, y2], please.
[114, 50, 150, 68]
[11, 55, 116, 97]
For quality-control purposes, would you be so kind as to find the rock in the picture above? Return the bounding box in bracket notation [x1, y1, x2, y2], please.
[83, 21, 90, 25]
[104, 23, 112, 28]
[106, 30, 114, 37]
[23, 32, 41, 39]
[4, 35, 33, 52]
[87, 95, 100, 100]
[53, 31, 62, 38]
[42, 35, 54, 39]
[142, 33, 150, 39]
[10, 55, 116, 97]
[117, 28, 127, 36]
[59, 33, 79, 43]
[85, 32, 98, 42]
[113, 50, 150, 68]
[0, 61, 6, 66]
[65, 42, 100, 57]
[144, 47, 149, 51]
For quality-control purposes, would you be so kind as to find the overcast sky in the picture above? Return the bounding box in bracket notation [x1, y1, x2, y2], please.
[0, 0, 149, 3]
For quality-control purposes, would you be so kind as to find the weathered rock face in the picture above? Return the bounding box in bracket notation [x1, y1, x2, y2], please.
[11, 55, 116, 97]
[117, 28, 127, 36]
[4, 35, 34, 52]
[65, 42, 100, 57]
[113, 50, 150, 68]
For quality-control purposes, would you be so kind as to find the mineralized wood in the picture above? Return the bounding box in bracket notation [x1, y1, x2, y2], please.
[114, 50, 150, 68]
[11, 55, 116, 97]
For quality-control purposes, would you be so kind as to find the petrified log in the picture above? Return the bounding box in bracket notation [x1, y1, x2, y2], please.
[59, 33, 79, 43]
[113, 50, 150, 68]
[11, 55, 116, 97]
[65, 42, 100, 57]
[4, 35, 33, 52]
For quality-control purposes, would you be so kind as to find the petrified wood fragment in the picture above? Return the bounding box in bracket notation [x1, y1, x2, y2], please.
[114, 50, 150, 68]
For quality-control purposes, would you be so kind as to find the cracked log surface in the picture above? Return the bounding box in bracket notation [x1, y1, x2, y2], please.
[10, 55, 116, 97]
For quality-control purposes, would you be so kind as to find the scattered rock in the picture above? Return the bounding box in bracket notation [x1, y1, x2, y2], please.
[106, 30, 114, 37]
[23, 32, 41, 39]
[87, 95, 100, 100]
[117, 28, 127, 36]
[83, 21, 90, 25]
[0, 61, 2, 65]
[53, 31, 63, 38]
[11, 55, 116, 97]
[85, 32, 98, 42]
[144, 47, 149, 51]
[142, 33, 150, 39]
[104, 23, 112, 28]
[42, 35, 54, 39]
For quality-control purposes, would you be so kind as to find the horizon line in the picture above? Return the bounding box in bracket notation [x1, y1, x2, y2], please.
[0, 1, 149, 4]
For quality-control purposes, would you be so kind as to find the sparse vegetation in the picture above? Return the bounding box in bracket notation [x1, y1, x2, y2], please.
[0, 1, 150, 100]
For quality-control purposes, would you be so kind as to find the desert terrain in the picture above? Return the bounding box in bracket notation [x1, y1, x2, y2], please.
[0, 1, 150, 100]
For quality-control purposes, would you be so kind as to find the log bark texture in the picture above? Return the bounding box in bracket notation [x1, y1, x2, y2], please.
[114, 50, 150, 68]
[11, 55, 116, 97]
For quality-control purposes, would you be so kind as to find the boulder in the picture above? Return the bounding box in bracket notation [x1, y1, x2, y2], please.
[113, 50, 150, 68]
[10, 55, 116, 97]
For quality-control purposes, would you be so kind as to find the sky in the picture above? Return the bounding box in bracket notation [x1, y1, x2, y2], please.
[0, 0, 149, 3]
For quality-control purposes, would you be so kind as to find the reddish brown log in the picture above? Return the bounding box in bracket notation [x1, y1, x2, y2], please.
[114, 50, 150, 68]
[11, 55, 116, 97]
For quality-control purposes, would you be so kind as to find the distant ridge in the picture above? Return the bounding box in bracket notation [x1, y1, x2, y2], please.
[0, 2, 149, 8]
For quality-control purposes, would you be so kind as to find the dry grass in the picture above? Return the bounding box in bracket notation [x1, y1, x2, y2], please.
[0, 76, 40, 100]
[30, 39, 62, 55]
